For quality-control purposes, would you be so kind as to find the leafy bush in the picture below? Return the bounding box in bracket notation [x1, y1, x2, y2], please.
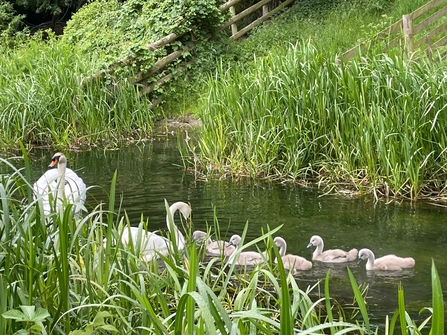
[62, 0, 227, 73]
[0, 0, 25, 39]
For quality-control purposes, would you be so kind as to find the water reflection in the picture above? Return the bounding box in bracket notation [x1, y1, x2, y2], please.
[5, 135, 447, 328]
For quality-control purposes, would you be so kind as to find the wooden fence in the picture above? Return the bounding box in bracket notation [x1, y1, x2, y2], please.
[342, 0, 447, 61]
[89, 0, 294, 104]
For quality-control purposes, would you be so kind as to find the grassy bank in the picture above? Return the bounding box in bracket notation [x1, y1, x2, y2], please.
[0, 35, 156, 151]
[0, 0, 428, 152]
[195, 42, 447, 200]
[0, 154, 444, 334]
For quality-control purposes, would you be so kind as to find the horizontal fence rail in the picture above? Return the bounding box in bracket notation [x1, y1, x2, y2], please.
[87, 0, 294, 102]
[342, 0, 447, 61]
[86, 0, 447, 106]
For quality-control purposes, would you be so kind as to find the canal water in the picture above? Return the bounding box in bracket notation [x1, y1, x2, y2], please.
[25, 134, 447, 329]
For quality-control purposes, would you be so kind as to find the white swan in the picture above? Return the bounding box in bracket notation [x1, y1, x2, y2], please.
[274, 236, 312, 271]
[33, 152, 86, 215]
[226, 234, 264, 265]
[192, 230, 236, 257]
[307, 235, 357, 263]
[106, 201, 191, 262]
[357, 248, 415, 271]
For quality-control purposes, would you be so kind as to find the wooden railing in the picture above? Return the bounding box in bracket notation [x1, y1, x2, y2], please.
[343, 0, 447, 61]
[89, 0, 294, 103]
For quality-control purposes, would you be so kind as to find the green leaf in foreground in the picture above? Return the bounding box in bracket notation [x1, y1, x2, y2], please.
[430, 259, 444, 335]
[347, 267, 370, 333]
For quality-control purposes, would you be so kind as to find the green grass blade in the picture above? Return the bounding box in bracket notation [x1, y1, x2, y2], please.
[273, 245, 293, 334]
[187, 244, 198, 334]
[347, 267, 370, 333]
[430, 259, 444, 335]
[397, 283, 407, 335]
[325, 269, 336, 334]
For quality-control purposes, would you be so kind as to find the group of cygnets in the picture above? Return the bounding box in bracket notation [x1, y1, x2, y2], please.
[101, 199, 415, 273]
[34, 153, 415, 273]
[193, 230, 416, 273]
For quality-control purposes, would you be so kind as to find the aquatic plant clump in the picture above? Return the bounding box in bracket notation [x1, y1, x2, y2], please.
[0, 154, 444, 334]
[196, 42, 447, 200]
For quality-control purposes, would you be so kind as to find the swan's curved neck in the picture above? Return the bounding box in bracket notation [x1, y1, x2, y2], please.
[365, 252, 375, 270]
[166, 203, 189, 248]
[57, 160, 66, 200]
[278, 242, 287, 257]
[226, 244, 239, 264]
[313, 241, 324, 258]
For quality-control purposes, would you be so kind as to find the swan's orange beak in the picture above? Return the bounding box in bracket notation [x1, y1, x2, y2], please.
[49, 158, 58, 168]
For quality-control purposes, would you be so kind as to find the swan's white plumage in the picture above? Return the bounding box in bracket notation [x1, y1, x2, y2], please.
[117, 227, 170, 262]
[307, 235, 357, 263]
[192, 230, 235, 257]
[274, 236, 312, 271]
[226, 234, 264, 265]
[33, 152, 86, 215]
[106, 201, 191, 262]
[357, 248, 415, 271]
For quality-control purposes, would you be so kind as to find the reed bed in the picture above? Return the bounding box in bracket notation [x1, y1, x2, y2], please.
[0, 36, 156, 150]
[0, 154, 444, 334]
[197, 42, 447, 200]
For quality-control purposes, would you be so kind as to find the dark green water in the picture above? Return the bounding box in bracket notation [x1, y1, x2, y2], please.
[26, 135, 447, 329]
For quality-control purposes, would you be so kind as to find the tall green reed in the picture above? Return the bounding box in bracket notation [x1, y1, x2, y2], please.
[2, 153, 443, 334]
[0, 35, 157, 151]
[347, 261, 444, 335]
[197, 41, 447, 200]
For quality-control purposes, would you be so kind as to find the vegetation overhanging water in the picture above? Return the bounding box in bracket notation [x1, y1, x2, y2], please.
[0, 138, 446, 334]
[195, 44, 447, 202]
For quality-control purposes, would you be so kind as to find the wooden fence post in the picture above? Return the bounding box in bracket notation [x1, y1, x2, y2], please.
[230, 6, 238, 36]
[426, 35, 432, 61]
[402, 14, 414, 57]
[262, 4, 269, 21]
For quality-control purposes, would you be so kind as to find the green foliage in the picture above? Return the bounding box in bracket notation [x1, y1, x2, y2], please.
[61, 0, 123, 62]
[68, 311, 118, 334]
[0, 34, 156, 150]
[62, 0, 226, 74]
[347, 261, 445, 335]
[2, 306, 50, 335]
[14, 0, 71, 15]
[1, 153, 446, 334]
[60, 0, 229, 109]
[430, 259, 444, 335]
[220, 0, 426, 65]
[0, 154, 372, 334]
[0, 0, 25, 39]
[195, 41, 447, 200]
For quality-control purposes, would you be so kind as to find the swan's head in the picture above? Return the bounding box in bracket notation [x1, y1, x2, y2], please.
[274, 236, 286, 248]
[357, 248, 373, 264]
[192, 230, 208, 242]
[227, 234, 241, 247]
[307, 235, 323, 248]
[170, 201, 192, 221]
[49, 152, 66, 168]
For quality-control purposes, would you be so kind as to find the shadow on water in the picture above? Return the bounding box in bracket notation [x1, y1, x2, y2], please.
[15, 135, 447, 329]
